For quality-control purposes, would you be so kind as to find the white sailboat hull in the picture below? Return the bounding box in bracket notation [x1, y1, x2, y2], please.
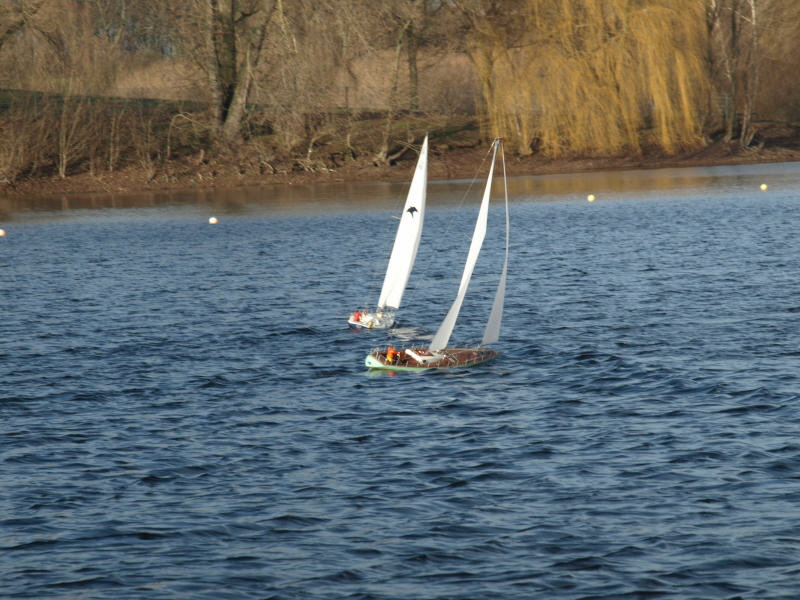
[348, 310, 396, 330]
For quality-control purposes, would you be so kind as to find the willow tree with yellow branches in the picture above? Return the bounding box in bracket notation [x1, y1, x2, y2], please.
[459, 0, 713, 157]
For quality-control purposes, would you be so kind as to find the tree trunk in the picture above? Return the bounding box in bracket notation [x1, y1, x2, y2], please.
[376, 20, 412, 165]
[203, 0, 278, 144]
[221, 47, 252, 142]
[406, 24, 419, 111]
[726, 0, 740, 143]
[739, 0, 759, 147]
[203, 0, 223, 136]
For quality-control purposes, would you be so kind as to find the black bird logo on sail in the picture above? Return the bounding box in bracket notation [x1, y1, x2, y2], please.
[406, 206, 418, 217]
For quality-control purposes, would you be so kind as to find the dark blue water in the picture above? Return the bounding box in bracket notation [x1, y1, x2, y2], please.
[3, 163, 800, 599]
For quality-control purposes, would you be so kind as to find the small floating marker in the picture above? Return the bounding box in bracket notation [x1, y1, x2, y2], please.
[209, 216, 219, 224]
[587, 194, 596, 202]
[760, 183, 768, 191]
[0, 228, 5, 237]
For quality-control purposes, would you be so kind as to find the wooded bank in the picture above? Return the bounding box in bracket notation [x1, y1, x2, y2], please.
[1, 1, 799, 195]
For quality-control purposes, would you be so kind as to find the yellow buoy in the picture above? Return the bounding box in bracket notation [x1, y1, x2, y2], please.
[209, 216, 219, 224]
[587, 194, 596, 202]
[760, 183, 768, 191]
[0, 228, 6, 237]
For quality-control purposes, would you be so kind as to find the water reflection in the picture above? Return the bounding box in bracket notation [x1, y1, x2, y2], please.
[2, 161, 799, 222]
[0, 182, 407, 221]
[502, 161, 800, 201]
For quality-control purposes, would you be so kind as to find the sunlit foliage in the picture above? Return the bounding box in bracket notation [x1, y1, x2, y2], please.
[465, 0, 712, 156]
[2, 0, 800, 182]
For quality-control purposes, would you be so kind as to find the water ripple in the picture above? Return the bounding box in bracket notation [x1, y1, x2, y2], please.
[4, 180, 800, 598]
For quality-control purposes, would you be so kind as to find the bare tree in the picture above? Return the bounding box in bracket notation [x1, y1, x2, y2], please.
[0, 0, 45, 51]
[173, 0, 283, 144]
[706, 0, 771, 147]
[753, 0, 800, 123]
[707, 0, 745, 143]
[738, 0, 760, 146]
[371, 0, 431, 165]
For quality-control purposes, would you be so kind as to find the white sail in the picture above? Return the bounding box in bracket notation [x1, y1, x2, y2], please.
[481, 144, 509, 346]
[429, 139, 499, 352]
[377, 135, 428, 310]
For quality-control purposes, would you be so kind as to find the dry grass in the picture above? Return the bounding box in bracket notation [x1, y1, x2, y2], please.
[111, 60, 207, 102]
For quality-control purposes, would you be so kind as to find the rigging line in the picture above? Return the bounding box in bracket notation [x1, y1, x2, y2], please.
[426, 137, 502, 350]
[426, 139, 499, 268]
[442, 140, 495, 230]
[358, 229, 390, 310]
[466, 137, 508, 349]
[428, 140, 501, 341]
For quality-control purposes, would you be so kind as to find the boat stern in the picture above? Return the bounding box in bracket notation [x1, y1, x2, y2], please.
[349, 309, 396, 330]
[364, 352, 385, 368]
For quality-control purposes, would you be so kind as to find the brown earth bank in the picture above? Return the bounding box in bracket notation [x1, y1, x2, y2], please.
[3, 137, 800, 201]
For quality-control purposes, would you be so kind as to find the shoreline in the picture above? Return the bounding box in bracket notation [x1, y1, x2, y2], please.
[2, 142, 800, 200]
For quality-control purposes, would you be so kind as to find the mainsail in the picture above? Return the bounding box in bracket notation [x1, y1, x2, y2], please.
[377, 135, 428, 310]
[481, 150, 509, 347]
[428, 139, 500, 352]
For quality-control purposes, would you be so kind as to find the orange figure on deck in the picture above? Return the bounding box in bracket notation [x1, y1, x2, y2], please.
[386, 346, 397, 363]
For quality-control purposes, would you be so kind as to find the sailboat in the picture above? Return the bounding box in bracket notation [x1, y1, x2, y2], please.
[365, 137, 509, 371]
[348, 135, 428, 330]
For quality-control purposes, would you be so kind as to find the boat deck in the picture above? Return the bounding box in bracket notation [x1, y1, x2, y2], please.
[366, 347, 498, 371]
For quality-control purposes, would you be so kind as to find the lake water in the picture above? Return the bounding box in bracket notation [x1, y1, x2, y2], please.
[2, 162, 800, 599]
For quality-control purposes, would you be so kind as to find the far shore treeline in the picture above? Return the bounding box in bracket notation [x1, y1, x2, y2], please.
[1, 0, 799, 189]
